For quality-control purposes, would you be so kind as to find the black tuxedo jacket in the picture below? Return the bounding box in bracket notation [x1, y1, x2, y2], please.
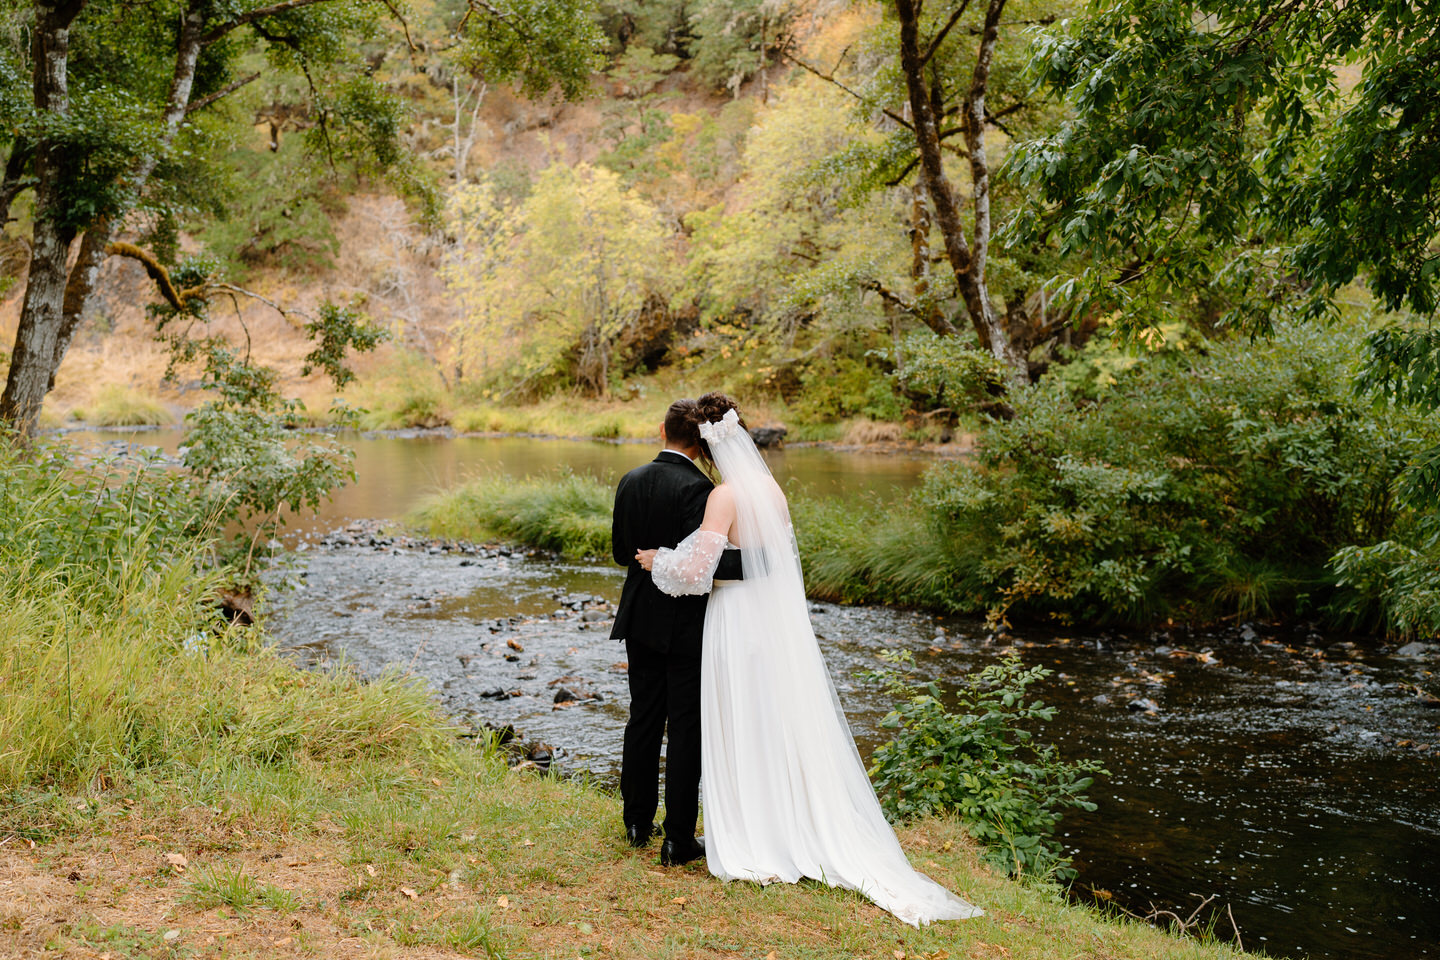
[610, 451, 743, 654]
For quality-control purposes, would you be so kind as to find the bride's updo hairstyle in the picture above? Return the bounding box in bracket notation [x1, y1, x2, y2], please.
[692, 391, 747, 466]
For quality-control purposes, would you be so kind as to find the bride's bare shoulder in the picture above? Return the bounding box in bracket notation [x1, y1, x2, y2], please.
[709, 483, 736, 505]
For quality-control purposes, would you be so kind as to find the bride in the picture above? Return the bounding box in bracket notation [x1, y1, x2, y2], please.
[636, 392, 982, 927]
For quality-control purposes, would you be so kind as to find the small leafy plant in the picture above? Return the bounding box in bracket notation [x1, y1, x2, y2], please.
[865, 652, 1106, 879]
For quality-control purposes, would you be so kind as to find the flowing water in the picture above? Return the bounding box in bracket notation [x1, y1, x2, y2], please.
[68, 428, 1440, 960]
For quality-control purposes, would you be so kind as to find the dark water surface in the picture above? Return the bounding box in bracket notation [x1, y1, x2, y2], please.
[67, 428, 1440, 959]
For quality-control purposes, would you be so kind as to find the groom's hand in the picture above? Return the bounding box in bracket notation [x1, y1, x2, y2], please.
[635, 548, 658, 571]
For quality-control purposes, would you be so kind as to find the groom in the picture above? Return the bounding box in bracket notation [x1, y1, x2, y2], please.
[611, 398, 742, 866]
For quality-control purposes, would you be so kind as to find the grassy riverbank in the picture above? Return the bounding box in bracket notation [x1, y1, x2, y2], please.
[1, 623, 1262, 960]
[1, 450, 1263, 960]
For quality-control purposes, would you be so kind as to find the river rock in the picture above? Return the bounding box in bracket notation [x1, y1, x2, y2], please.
[1396, 641, 1436, 659]
[750, 425, 787, 448]
[553, 687, 580, 704]
[1128, 697, 1161, 713]
[582, 609, 609, 622]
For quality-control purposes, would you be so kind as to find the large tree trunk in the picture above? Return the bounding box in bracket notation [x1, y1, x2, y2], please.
[893, 0, 1026, 379]
[1, 0, 86, 436]
[2, 0, 207, 436]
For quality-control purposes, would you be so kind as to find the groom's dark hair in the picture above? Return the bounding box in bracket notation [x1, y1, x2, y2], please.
[664, 398, 702, 452]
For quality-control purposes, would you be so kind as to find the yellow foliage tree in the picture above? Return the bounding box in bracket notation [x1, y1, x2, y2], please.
[443, 164, 675, 396]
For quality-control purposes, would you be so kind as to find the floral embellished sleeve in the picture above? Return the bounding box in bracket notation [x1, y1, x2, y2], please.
[651, 529, 730, 596]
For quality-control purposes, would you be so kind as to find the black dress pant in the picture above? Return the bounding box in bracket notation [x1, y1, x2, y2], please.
[620, 638, 702, 842]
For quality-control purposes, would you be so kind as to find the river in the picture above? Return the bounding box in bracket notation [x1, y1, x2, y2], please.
[67, 427, 1440, 960]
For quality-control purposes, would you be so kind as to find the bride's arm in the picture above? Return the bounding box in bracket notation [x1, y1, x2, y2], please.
[641, 487, 737, 596]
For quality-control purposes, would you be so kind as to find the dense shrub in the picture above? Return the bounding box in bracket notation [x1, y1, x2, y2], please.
[801, 321, 1440, 629]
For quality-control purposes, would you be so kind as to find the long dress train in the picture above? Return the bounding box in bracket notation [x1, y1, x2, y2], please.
[652, 410, 982, 927]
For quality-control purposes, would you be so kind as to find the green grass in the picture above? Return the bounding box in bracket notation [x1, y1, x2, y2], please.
[72, 384, 173, 427]
[411, 470, 974, 612]
[409, 470, 613, 558]
[184, 862, 259, 910]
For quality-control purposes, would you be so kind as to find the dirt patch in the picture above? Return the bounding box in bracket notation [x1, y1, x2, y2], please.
[0, 820, 464, 959]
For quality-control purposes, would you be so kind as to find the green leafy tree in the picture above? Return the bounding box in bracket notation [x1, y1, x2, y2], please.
[0, 0, 603, 437]
[1007, 0, 1440, 495]
[597, 46, 681, 186]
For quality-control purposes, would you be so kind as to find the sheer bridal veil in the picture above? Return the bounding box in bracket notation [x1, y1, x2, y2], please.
[697, 408, 983, 926]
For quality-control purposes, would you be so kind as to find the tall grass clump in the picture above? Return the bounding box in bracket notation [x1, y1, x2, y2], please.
[74, 384, 173, 426]
[410, 471, 612, 558]
[0, 443, 459, 790]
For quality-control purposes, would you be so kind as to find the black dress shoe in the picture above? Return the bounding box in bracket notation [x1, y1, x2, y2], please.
[625, 822, 658, 848]
[659, 836, 705, 866]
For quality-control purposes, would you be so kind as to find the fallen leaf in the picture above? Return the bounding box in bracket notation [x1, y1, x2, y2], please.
[671, 896, 687, 905]
[430, 777, 443, 787]
[163, 930, 180, 942]
[365, 864, 376, 877]
[894, 951, 906, 959]
[764, 953, 777, 960]
[507, 638, 524, 652]
[138, 834, 159, 843]
[941, 840, 953, 852]
[400, 887, 417, 900]
[521, 839, 535, 847]
[272, 937, 292, 947]
[163, 853, 188, 871]
[497, 895, 510, 909]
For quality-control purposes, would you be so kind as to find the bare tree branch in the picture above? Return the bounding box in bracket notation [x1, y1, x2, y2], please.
[185, 71, 261, 115]
[781, 47, 915, 132]
[919, 0, 974, 69]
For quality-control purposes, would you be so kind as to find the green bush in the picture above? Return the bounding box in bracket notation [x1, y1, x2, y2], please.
[789, 354, 906, 424]
[866, 653, 1105, 879]
[801, 320, 1440, 629]
[1331, 515, 1440, 638]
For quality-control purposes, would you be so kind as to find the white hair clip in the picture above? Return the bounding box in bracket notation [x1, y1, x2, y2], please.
[699, 407, 741, 441]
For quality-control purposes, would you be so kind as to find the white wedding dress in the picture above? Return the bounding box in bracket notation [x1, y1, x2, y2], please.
[651, 409, 982, 926]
